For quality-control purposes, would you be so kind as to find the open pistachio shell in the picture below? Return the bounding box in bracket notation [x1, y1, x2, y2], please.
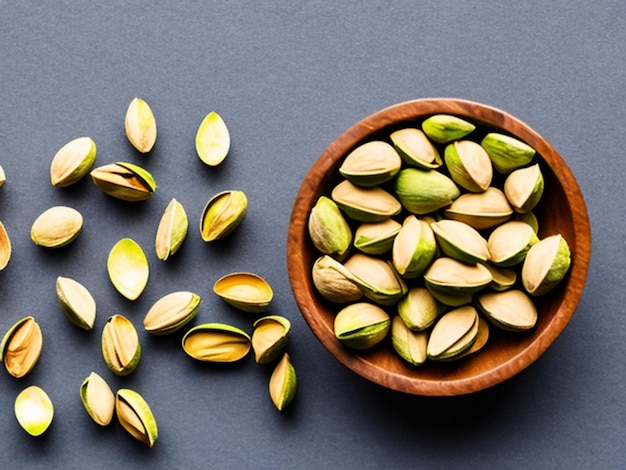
[424, 257, 493, 295]
[444, 140, 493, 192]
[31, 206, 83, 248]
[269, 353, 297, 411]
[334, 302, 391, 350]
[116, 388, 158, 447]
[182, 323, 251, 362]
[425, 284, 473, 307]
[308, 196, 352, 259]
[392, 215, 437, 279]
[344, 253, 407, 306]
[481, 132, 536, 174]
[155, 198, 188, 261]
[101, 315, 141, 376]
[0, 220, 11, 271]
[397, 287, 443, 331]
[1, 316, 43, 378]
[213, 272, 273, 313]
[421, 114, 476, 143]
[522, 234, 571, 296]
[477, 289, 538, 331]
[196, 111, 230, 166]
[483, 262, 517, 291]
[50, 136, 97, 187]
[487, 220, 539, 267]
[107, 238, 149, 301]
[394, 168, 460, 215]
[199, 190, 247, 242]
[56, 276, 96, 330]
[390, 128, 442, 169]
[90, 162, 157, 201]
[431, 219, 490, 264]
[427, 305, 479, 361]
[143, 291, 201, 335]
[15, 386, 54, 436]
[311, 255, 362, 304]
[339, 140, 402, 186]
[125, 97, 157, 153]
[353, 219, 401, 255]
[252, 315, 291, 364]
[504, 163, 544, 213]
[80, 372, 115, 426]
[391, 315, 428, 366]
[331, 179, 402, 222]
[458, 316, 490, 358]
[444, 187, 513, 230]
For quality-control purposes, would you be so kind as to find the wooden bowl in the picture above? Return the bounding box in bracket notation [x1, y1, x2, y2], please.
[287, 98, 591, 396]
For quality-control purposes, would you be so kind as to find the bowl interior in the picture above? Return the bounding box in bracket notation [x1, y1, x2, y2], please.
[287, 98, 591, 396]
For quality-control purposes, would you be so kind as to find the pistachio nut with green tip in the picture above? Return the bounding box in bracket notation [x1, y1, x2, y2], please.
[427, 305, 479, 361]
[344, 253, 407, 306]
[125, 97, 157, 153]
[50, 136, 97, 187]
[107, 238, 149, 301]
[397, 287, 443, 331]
[481, 132, 536, 174]
[0, 220, 10, 271]
[90, 162, 156, 201]
[56, 276, 97, 330]
[392, 215, 437, 279]
[334, 302, 391, 350]
[311, 255, 362, 304]
[196, 111, 230, 166]
[331, 179, 402, 222]
[522, 234, 571, 296]
[15, 386, 54, 436]
[252, 315, 291, 364]
[487, 220, 539, 267]
[353, 219, 401, 255]
[199, 190, 247, 242]
[431, 219, 490, 264]
[477, 289, 538, 332]
[425, 284, 473, 307]
[504, 163, 544, 213]
[155, 198, 188, 261]
[143, 291, 201, 335]
[391, 316, 428, 366]
[339, 140, 402, 186]
[31, 206, 83, 248]
[269, 353, 297, 411]
[1, 316, 43, 378]
[101, 314, 141, 376]
[213, 272, 273, 313]
[80, 372, 115, 426]
[421, 114, 476, 143]
[394, 168, 460, 215]
[308, 196, 352, 259]
[390, 128, 442, 169]
[182, 323, 251, 362]
[444, 140, 493, 192]
[444, 187, 513, 230]
[116, 388, 158, 448]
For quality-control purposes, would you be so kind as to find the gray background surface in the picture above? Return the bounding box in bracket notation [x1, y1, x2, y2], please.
[0, 1, 621, 468]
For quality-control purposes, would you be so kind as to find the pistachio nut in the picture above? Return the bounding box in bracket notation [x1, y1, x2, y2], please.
[397, 287, 443, 331]
[390, 128, 442, 169]
[394, 168, 460, 215]
[504, 163, 544, 213]
[0, 165, 5, 187]
[80, 372, 115, 426]
[421, 114, 476, 144]
[431, 219, 490, 264]
[522, 234, 571, 296]
[444, 187, 513, 230]
[107, 238, 149, 301]
[427, 305, 479, 361]
[308, 196, 352, 259]
[125, 97, 157, 153]
[90, 162, 156, 201]
[50, 136, 97, 187]
[339, 140, 402, 186]
[1, 316, 43, 378]
[487, 220, 539, 267]
[143, 291, 201, 335]
[444, 140, 493, 192]
[477, 289, 538, 331]
[458, 316, 490, 358]
[155, 198, 188, 261]
[483, 262, 517, 291]
[252, 315, 291, 364]
[182, 323, 251, 362]
[334, 302, 391, 350]
[56, 276, 97, 330]
[269, 353, 297, 411]
[31, 206, 83, 248]
[196, 111, 230, 166]
[116, 388, 158, 448]
[424, 257, 493, 295]
[15, 385, 54, 437]
[392, 215, 437, 279]
[391, 315, 428, 366]
[101, 314, 141, 376]
[344, 253, 407, 306]
[199, 190, 247, 242]
[353, 219, 401, 255]
[425, 284, 473, 307]
[213, 272, 273, 313]
[331, 179, 402, 222]
[515, 211, 539, 233]
[311, 255, 362, 304]
[481, 132, 536, 174]
[0, 220, 11, 271]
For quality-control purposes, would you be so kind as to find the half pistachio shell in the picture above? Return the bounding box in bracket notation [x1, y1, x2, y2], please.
[90, 162, 156, 201]
[308, 196, 352, 259]
[391, 316, 428, 366]
[31, 206, 83, 248]
[481, 132, 536, 174]
[522, 234, 571, 296]
[427, 305, 479, 361]
[200, 190, 247, 242]
[80, 372, 115, 426]
[444, 187, 513, 230]
[331, 179, 402, 222]
[107, 238, 149, 301]
[424, 257, 493, 295]
[397, 287, 443, 331]
[444, 140, 493, 192]
[431, 219, 489, 264]
[0, 220, 11, 271]
[390, 128, 442, 169]
[252, 315, 291, 364]
[125, 97, 157, 153]
[50, 136, 97, 187]
[353, 219, 401, 255]
[182, 323, 251, 362]
[392, 215, 437, 279]
[421, 114, 476, 143]
[339, 140, 402, 186]
[143, 291, 201, 335]
[196, 111, 230, 166]
[116, 388, 158, 448]
[56, 276, 96, 330]
[213, 272, 273, 313]
[101, 314, 141, 376]
[311, 255, 362, 304]
[334, 302, 391, 350]
[269, 353, 297, 411]
[1, 316, 43, 378]
[394, 168, 460, 215]
[15, 386, 54, 436]
[477, 289, 538, 331]
[483, 262, 517, 291]
[504, 163, 544, 213]
[155, 198, 188, 261]
[487, 220, 539, 267]
[344, 253, 407, 306]
[458, 316, 490, 357]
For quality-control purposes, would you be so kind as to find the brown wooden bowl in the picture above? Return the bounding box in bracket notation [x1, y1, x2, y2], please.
[287, 98, 591, 396]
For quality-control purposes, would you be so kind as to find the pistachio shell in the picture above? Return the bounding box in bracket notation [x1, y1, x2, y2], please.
[269, 353, 297, 411]
[331, 179, 402, 222]
[458, 316, 490, 357]
[143, 291, 201, 335]
[483, 262, 517, 291]
[353, 219, 401, 255]
[391, 315, 428, 366]
[487, 220, 539, 267]
[421, 114, 476, 143]
[311, 255, 362, 303]
[424, 257, 492, 295]
[107, 238, 149, 301]
[308, 196, 352, 259]
[427, 305, 479, 360]
[425, 284, 473, 307]
[15, 386, 54, 436]
[477, 289, 538, 331]
[31, 206, 83, 248]
[444, 187, 513, 230]
[0, 220, 11, 271]
[90, 162, 157, 201]
[56, 276, 97, 330]
[0, 165, 6, 187]
[394, 168, 460, 215]
[334, 302, 391, 350]
[390, 128, 442, 169]
[397, 287, 443, 331]
[182, 323, 251, 362]
[344, 253, 407, 306]
[116, 389, 158, 447]
[1, 316, 43, 378]
[213, 272, 273, 313]
[392, 215, 437, 279]
[504, 163, 544, 213]
[125, 97, 157, 153]
[522, 234, 571, 296]
[252, 315, 291, 364]
[444, 140, 493, 192]
[339, 140, 402, 186]
[80, 372, 115, 426]
[101, 314, 141, 376]
[199, 190, 247, 242]
[431, 219, 490, 264]
[481, 132, 536, 174]
[155, 198, 188, 260]
[50, 136, 97, 187]
[196, 111, 230, 166]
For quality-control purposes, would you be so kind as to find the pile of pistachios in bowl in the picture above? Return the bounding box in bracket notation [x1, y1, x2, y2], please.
[308, 114, 572, 365]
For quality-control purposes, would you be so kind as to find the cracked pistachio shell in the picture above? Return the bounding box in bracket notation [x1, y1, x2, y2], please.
[80, 372, 115, 426]
[397, 287, 443, 332]
[252, 315, 291, 364]
[421, 114, 476, 144]
[182, 323, 251, 362]
[31, 206, 83, 248]
[108, 238, 149, 301]
[308, 196, 352, 259]
[56, 276, 96, 330]
[444, 187, 513, 230]
[143, 291, 201, 335]
[344, 253, 407, 306]
[394, 168, 460, 215]
[155, 198, 188, 260]
[477, 289, 538, 332]
[1, 316, 42, 378]
[101, 314, 141, 376]
[269, 353, 297, 411]
[431, 219, 490, 265]
[425, 284, 473, 307]
[213, 272, 273, 313]
[488, 221, 539, 267]
[483, 262, 517, 291]
[353, 219, 401, 255]
[0, 220, 11, 271]
[444, 140, 493, 192]
[504, 163, 544, 213]
[116, 388, 158, 448]
[200, 190, 247, 242]
[334, 302, 391, 350]
[424, 257, 493, 295]
[481, 132, 536, 174]
[196, 111, 230, 166]
[390, 128, 442, 169]
[522, 234, 571, 296]
[311, 255, 362, 304]
[90, 162, 156, 201]
[125, 97, 157, 153]
[427, 305, 479, 361]
[50, 136, 97, 187]
[391, 316, 428, 366]
[339, 140, 402, 186]
[392, 215, 437, 279]
[15, 386, 53, 437]
[331, 179, 401, 222]
[458, 316, 490, 358]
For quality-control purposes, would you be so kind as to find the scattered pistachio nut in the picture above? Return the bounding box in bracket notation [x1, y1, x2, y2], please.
[143, 291, 201, 335]
[522, 234, 571, 296]
[31, 205, 83, 248]
[80, 371, 115, 426]
[339, 140, 402, 186]
[90, 162, 156, 201]
[101, 314, 141, 376]
[1, 316, 43, 378]
[182, 323, 251, 362]
[15, 385, 54, 436]
[50, 136, 97, 187]
[334, 302, 391, 350]
[125, 97, 157, 153]
[213, 272, 273, 313]
[0, 165, 5, 187]
[196, 111, 230, 166]
[0, 220, 11, 271]
[107, 238, 149, 301]
[269, 353, 297, 411]
[421, 114, 476, 143]
[199, 190, 247, 242]
[308, 196, 352, 259]
[155, 198, 188, 261]
[481, 132, 536, 174]
[56, 276, 97, 330]
[390, 128, 442, 169]
[116, 388, 158, 448]
[251, 315, 291, 364]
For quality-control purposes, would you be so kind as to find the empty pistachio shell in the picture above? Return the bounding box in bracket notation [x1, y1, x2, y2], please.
[427, 305, 479, 361]
[421, 114, 476, 144]
[477, 289, 538, 331]
[444, 187, 513, 230]
[339, 140, 402, 186]
[252, 315, 291, 364]
[334, 302, 391, 350]
[311, 255, 362, 304]
[90, 162, 156, 201]
[15, 386, 53, 436]
[101, 314, 141, 376]
[213, 272, 273, 313]
[397, 287, 443, 331]
[56, 276, 96, 330]
[196, 111, 230, 166]
[199, 190, 247, 242]
[504, 163, 544, 213]
[308, 196, 352, 259]
[116, 388, 158, 448]
[487, 220, 539, 267]
[394, 168, 460, 215]
[431, 219, 490, 264]
[353, 219, 401, 255]
[182, 323, 251, 362]
[331, 179, 401, 222]
[1, 316, 43, 378]
[444, 140, 493, 192]
[481, 132, 536, 174]
[155, 198, 188, 261]
[80, 372, 115, 426]
[392, 215, 437, 279]
[31, 206, 83, 248]
[424, 257, 492, 295]
[50, 136, 97, 187]
[344, 253, 407, 306]
[125, 97, 157, 153]
[107, 238, 149, 301]
[522, 234, 571, 296]
[0, 220, 11, 271]
[143, 291, 201, 335]
[269, 353, 297, 411]
[391, 316, 428, 366]
[390, 128, 442, 169]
